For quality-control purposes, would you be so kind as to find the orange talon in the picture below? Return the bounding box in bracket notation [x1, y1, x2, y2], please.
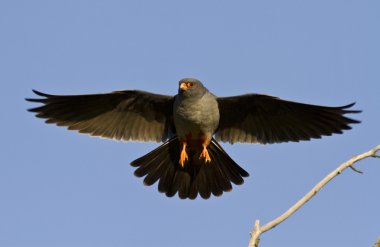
[179, 142, 188, 168]
[200, 145, 211, 163]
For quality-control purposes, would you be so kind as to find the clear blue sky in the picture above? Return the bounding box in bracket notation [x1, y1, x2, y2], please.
[1, 1, 379, 246]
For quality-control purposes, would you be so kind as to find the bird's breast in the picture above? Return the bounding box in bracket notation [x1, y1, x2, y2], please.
[173, 94, 220, 141]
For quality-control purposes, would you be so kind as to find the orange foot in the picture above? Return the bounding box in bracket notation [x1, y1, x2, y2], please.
[200, 146, 211, 163]
[179, 142, 188, 168]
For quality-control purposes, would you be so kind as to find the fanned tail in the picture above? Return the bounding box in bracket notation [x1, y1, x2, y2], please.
[130, 137, 249, 199]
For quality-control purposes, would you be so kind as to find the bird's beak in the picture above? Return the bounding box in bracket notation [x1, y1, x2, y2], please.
[180, 82, 188, 91]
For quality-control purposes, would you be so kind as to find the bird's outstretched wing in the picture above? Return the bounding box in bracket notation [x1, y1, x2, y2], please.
[27, 90, 175, 142]
[216, 94, 361, 144]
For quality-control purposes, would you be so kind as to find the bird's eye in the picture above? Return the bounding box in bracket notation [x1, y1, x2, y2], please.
[188, 82, 194, 87]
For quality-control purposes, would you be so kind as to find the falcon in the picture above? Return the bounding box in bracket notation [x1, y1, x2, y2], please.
[26, 78, 361, 199]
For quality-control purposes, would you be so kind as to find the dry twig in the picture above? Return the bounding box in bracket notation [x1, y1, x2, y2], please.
[248, 145, 380, 247]
[374, 236, 380, 247]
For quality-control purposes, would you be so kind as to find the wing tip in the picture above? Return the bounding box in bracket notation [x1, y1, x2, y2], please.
[340, 102, 362, 114]
[27, 107, 39, 112]
[31, 89, 51, 97]
[25, 89, 51, 103]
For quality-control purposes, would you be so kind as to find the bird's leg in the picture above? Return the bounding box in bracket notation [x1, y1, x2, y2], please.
[179, 141, 188, 168]
[199, 140, 211, 163]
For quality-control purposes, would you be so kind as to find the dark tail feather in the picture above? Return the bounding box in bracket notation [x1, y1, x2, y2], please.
[130, 137, 249, 199]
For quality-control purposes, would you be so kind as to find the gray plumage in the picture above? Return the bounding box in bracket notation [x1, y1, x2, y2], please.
[174, 78, 220, 141]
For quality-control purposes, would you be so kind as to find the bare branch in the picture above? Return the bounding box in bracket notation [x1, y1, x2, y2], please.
[374, 236, 380, 247]
[248, 145, 380, 247]
[248, 220, 261, 247]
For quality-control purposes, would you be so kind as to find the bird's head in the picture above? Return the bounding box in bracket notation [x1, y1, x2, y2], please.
[178, 78, 207, 98]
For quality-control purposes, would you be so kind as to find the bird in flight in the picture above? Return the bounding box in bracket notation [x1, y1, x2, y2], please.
[27, 78, 360, 199]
